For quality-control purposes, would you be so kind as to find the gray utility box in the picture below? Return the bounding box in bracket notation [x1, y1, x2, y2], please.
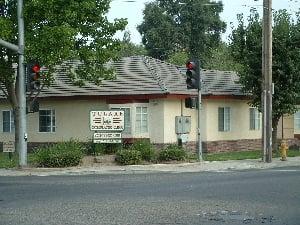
[175, 116, 191, 134]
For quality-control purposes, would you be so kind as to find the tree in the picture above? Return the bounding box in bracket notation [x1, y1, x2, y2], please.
[229, 9, 300, 149]
[167, 50, 188, 66]
[205, 42, 244, 72]
[137, 0, 226, 64]
[0, 0, 127, 151]
[119, 31, 147, 57]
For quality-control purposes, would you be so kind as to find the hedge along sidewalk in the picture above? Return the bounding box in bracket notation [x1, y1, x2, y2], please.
[2, 149, 300, 169]
[1, 156, 300, 176]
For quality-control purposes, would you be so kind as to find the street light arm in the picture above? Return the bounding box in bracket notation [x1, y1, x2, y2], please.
[0, 38, 19, 52]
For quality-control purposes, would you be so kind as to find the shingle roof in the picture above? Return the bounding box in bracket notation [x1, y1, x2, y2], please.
[0, 56, 244, 99]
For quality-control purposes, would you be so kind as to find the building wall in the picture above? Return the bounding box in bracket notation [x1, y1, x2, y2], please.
[0, 100, 107, 143]
[160, 99, 204, 144]
[148, 99, 165, 143]
[205, 99, 262, 141]
[293, 111, 300, 137]
[29, 99, 106, 142]
[0, 102, 15, 142]
[277, 115, 294, 139]
[3, 98, 297, 152]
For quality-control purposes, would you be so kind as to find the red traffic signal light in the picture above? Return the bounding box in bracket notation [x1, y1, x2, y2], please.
[26, 62, 41, 91]
[186, 60, 199, 89]
[32, 64, 40, 73]
[186, 61, 196, 70]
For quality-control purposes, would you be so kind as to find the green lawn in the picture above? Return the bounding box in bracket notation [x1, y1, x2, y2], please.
[0, 152, 18, 168]
[0, 152, 37, 168]
[203, 149, 300, 161]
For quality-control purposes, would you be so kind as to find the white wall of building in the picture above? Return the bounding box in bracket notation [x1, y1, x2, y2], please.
[205, 99, 262, 141]
[3, 98, 289, 145]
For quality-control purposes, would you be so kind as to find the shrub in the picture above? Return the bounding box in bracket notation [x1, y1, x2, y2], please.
[158, 145, 187, 161]
[115, 149, 142, 165]
[83, 143, 123, 155]
[103, 143, 123, 154]
[130, 139, 156, 162]
[33, 140, 84, 168]
[83, 142, 105, 155]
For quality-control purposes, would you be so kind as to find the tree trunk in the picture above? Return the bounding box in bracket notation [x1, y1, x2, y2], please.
[272, 118, 280, 152]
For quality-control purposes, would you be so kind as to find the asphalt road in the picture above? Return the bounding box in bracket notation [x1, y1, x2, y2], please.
[0, 167, 300, 225]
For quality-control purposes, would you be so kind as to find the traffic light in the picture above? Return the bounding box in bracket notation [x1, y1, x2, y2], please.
[186, 60, 199, 89]
[185, 97, 198, 109]
[26, 62, 41, 91]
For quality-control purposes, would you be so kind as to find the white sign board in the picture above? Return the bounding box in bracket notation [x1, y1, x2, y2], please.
[90, 111, 124, 131]
[94, 133, 122, 139]
[3, 141, 15, 153]
[93, 139, 122, 144]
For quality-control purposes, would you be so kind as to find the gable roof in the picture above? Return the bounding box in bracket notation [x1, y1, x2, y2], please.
[0, 56, 244, 99]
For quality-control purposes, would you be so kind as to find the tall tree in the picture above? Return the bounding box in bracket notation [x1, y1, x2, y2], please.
[0, 0, 127, 149]
[229, 9, 300, 148]
[119, 31, 147, 57]
[137, 0, 226, 64]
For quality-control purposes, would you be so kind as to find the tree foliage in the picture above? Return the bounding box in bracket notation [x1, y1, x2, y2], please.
[229, 9, 300, 142]
[118, 31, 147, 57]
[0, 0, 127, 152]
[0, 0, 127, 106]
[205, 43, 244, 71]
[137, 0, 226, 64]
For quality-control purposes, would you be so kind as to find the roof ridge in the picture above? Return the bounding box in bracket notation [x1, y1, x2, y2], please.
[142, 56, 169, 93]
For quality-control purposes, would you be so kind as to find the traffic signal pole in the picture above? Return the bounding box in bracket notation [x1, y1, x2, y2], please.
[0, 0, 27, 166]
[17, 0, 27, 166]
[197, 62, 203, 161]
[185, 60, 202, 161]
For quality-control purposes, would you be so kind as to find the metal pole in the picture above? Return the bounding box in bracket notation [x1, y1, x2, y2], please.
[197, 60, 202, 161]
[262, 0, 272, 163]
[17, 0, 27, 166]
[0, 39, 19, 52]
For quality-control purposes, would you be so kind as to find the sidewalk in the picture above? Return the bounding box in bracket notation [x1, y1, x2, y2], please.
[0, 157, 299, 177]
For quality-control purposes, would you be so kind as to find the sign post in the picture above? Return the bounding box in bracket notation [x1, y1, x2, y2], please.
[3, 141, 15, 160]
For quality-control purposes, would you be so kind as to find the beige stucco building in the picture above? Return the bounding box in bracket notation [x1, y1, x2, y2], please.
[0, 56, 297, 152]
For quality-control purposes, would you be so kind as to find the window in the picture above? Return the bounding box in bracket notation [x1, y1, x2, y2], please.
[218, 107, 230, 132]
[136, 106, 148, 134]
[250, 108, 261, 130]
[2, 110, 14, 133]
[294, 111, 300, 129]
[39, 109, 56, 132]
[111, 107, 131, 134]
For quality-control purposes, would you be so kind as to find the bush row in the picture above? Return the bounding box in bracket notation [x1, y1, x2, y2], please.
[33, 140, 83, 168]
[32, 139, 188, 167]
[115, 141, 187, 165]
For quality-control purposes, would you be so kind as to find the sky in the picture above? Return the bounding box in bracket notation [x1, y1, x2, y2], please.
[107, 0, 300, 44]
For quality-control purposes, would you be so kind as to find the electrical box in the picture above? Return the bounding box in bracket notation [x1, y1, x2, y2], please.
[175, 116, 191, 134]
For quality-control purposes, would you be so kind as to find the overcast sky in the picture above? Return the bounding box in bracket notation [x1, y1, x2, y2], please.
[108, 0, 300, 44]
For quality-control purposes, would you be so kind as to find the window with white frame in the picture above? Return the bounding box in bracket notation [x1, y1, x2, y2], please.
[2, 110, 15, 133]
[218, 107, 230, 132]
[111, 107, 131, 134]
[135, 106, 148, 134]
[249, 108, 261, 130]
[294, 111, 300, 129]
[39, 109, 56, 132]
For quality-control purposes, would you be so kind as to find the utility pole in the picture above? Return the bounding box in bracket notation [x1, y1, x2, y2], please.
[262, 0, 272, 163]
[0, 0, 27, 166]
